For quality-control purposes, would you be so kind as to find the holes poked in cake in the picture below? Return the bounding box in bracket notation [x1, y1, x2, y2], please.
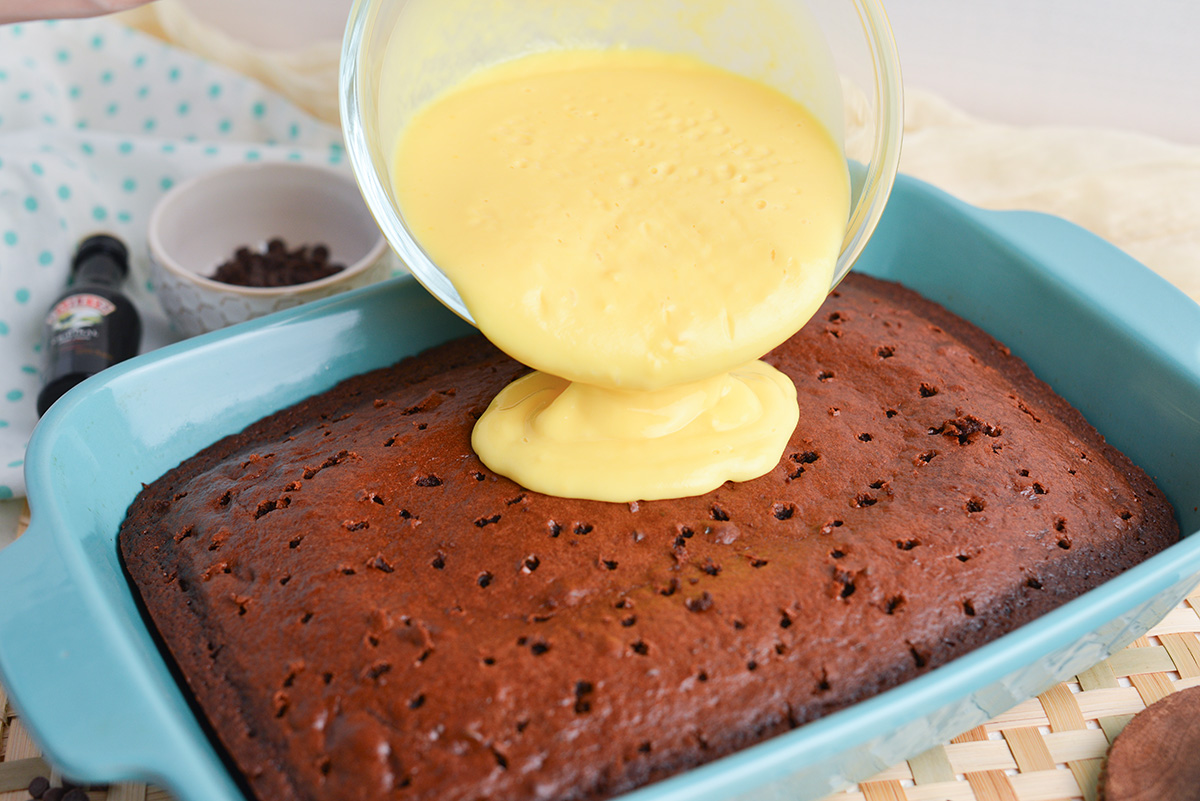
[827, 311, 845, 323]
[367, 554, 394, 573]
[630, 640, 650, 656]
[965, 497, 986, 514]
[357, 489, 386, 506]
[852, 493, 877, 509]
[930, 415, 1002, 445]
[474, 513, 502, 528]
[272, 691, 289, 719]
[621, 614, 637, 627]
[907, 642, 929, 669]
[685, 591, 714, 613]
[547, 520, 563, 538]
[1117, 508, 1133, 522]
[962, 599, 976, 617]
[414, 473, 444, 487]
[477, 571, 494, 588]
[884, 594, 905, 615]
[918, 382, 938, 398]
[832, 569, 857, 600]
[574, 680, 595, 714]
[601, 558, 619, 571]
[253, 495, 291, 520]
[787, 450, 820, 480]
[521, 555, 541, 573]
[876, 345, 895, 359]
[895, 538, 920, 551]
[302, 449, 353, 480]
[820, 519, 844, 535]
[817, 370, 835, 382]
[709, 504, 730, 521]
[916, 450, 937, 466]
[430, 551, 446, 570]
[773, 503, 797, 520]
[574, 522, 594, 536]
[886, 409, 899, 418]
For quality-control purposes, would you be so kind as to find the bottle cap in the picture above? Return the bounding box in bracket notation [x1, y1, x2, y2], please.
[72, 234, 130, 278]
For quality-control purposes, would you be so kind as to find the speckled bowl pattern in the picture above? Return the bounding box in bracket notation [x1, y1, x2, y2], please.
[149, 162, 390, 337]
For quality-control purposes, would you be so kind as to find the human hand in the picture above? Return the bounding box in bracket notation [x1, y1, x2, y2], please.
[1, 0, 156, 24]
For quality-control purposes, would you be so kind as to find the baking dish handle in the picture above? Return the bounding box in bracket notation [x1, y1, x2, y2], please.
[0, 521, 245, 801]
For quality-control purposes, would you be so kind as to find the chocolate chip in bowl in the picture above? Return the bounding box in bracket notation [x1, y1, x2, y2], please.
[209, 239, 346, 288]
[148, 162, 390, 338]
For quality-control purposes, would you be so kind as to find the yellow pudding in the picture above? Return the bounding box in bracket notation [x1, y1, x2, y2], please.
[392, 49, 849, 501]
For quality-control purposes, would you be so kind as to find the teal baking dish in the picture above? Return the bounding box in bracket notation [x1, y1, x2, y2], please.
[3, 175, 1200, 801]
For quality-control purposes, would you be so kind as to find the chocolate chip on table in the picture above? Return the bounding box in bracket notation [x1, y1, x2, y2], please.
[40, 788, 65, 801]
[60, 789, 88, 801]
[209, 239, 346, 288]
[27, 776, 50, 799]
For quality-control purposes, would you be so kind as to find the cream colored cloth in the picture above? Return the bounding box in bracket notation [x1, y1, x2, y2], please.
[898, 88, 1200, 303]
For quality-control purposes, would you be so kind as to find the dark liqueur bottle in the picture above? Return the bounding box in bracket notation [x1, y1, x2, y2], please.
[36, 234, 142, 416]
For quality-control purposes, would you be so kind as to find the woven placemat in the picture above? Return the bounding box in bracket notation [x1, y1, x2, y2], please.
[2, 502, 1197, 801]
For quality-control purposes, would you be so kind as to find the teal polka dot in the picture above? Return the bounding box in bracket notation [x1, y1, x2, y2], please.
[6, 459, 23, 468]
[218, 119, 232, 134]
[38, 250, 53, 265]
[289, 122, 300, 139]
[252, 101, 266, 118]
[160, 177, 174, 191]
[81, 142, 94, 155]
[90, 34, 104, 49]
[116, 211, 132, 224]
[30, 162, 43, 176]
[204, 145, 219, 156]
[92, 205, 108, 222]
[57, 185, 70, 200]
[133, 54, 146, 68]
[41, 114, 56, 126]
[105, 102, 119, 116]
[168, 67, 182, 82]
[14, 288, 29, 304]
[0, 321, 8, 335]
[17, 91, 31, 103]
[75, 119, 88, 130]
[0, 420, 8, 428]
[3, 231, 16, 246]
[56, 48, 70, 63]
[122, 177, 137, 192]
[10, 24, 23, 36]
[286, 151, 303, 162]
[0, 487, 12, 501]
[137, 85, 150, 99]
[6, 389, 23, 402]
[68, 84, 81, 99]
[23, 196, 37, 212]
[161, 142, 176, 154]
[0, 69, 7, 81]
[144, 118, 157, 132]
[208, 83, 222, 98]
[177, 101, 190, 116]
[100, 70, 114, 84]
[118, 141, 133, 155]
[245, 150, 261, 161]
[144, 279, 154, 292]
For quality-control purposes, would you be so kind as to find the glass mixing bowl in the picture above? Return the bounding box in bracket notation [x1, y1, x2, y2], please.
[339, 0, 902, 324]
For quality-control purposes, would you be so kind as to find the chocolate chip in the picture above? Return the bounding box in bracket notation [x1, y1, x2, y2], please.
[27, 776, 50, 799]
[209, 239, 346, 288]
[41, 788, 66, 801]
[61, 789, 89, 801]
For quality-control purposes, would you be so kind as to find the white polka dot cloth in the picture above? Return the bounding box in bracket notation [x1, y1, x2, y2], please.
[0, 17, 349, 499]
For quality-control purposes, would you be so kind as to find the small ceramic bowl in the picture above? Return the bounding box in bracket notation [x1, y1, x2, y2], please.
[148, 161, 390, 337]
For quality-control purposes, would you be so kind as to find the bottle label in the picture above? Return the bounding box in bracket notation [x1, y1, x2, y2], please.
[46, 293, 117, 346]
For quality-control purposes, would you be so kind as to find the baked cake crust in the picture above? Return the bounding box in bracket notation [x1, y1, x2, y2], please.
[119, 274, 1178, 801]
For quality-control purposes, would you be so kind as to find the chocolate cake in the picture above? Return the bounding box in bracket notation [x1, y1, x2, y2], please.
[119, 274, 1178, 801]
